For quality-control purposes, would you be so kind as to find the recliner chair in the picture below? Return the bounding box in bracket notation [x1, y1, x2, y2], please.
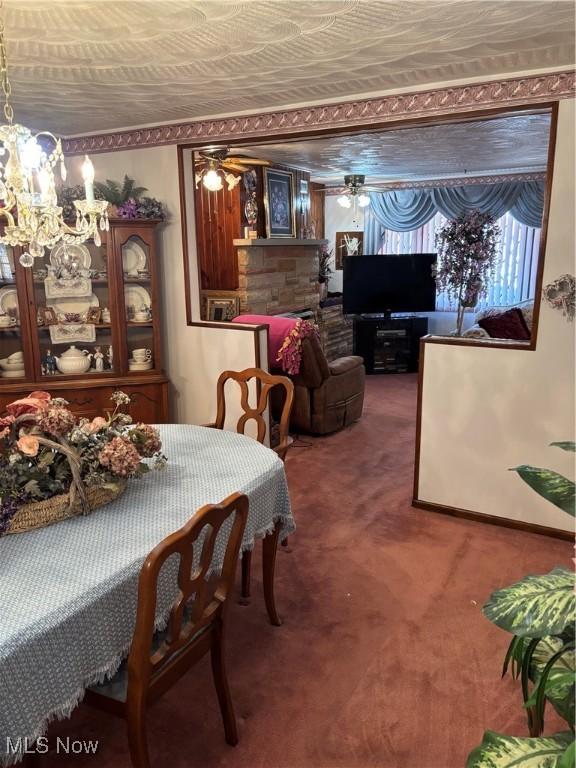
[287, 335, 365, 435]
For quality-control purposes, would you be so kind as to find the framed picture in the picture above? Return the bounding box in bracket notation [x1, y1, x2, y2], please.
[39, 306, 58, 326]
[263, 168, 296, 238]
[335, 230, 364, 269]
[86, 307, 102, 324]
[205, 296, 240, 322]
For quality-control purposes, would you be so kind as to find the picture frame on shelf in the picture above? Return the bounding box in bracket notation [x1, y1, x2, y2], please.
[205, 295, 240, 322]
[263, 168, 296, 238]
[335, 230, 364, 269]
[39, 306, 58, 326]
[86, 307, 102, 324]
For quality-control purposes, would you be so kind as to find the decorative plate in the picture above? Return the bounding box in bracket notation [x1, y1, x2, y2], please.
[50, 242, 92, 270]
[122, 241, 147, 275]
[124, 285, 151, 314]
[0, 286, 19, 321]
[50, 293, 99, 318]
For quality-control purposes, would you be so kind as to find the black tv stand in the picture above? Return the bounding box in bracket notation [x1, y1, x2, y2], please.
[353, 315, 428, 374]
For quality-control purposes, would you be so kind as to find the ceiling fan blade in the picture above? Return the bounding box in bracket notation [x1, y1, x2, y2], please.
[226, 156, 271, 166]
[221, 161, 247, 172]
[311, 185, 345, 192]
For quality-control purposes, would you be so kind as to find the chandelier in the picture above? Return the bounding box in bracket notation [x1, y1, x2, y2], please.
[0, 11, 108, 268]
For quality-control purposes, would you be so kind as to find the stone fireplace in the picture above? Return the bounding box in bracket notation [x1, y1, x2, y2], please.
[233, 238, 326, 315]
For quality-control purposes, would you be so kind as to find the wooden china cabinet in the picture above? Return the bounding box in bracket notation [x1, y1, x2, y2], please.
[0, 219, 169, 422]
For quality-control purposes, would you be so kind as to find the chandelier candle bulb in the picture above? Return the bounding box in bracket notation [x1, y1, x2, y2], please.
[82, 155, 95, 204]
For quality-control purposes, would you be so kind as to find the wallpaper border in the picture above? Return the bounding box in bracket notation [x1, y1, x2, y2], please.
[63, 71, 575, 155]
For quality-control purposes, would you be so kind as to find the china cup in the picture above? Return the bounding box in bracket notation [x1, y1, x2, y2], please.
[132, 348, 152, 362]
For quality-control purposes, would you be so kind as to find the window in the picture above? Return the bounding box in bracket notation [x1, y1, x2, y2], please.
[379, 211, 541, 311]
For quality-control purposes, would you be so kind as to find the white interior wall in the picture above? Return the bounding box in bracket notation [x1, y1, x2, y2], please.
[417, 99, 575, 532]
[67, 147, 266, 426]
[323, 196, 364, 292]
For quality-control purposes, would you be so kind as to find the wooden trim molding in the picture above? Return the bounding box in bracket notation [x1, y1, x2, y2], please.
[63, 71, 575, 155]
[412, 499, 573, 542]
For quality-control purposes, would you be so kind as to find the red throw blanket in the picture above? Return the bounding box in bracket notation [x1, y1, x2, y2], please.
[232, 314, 318, 374]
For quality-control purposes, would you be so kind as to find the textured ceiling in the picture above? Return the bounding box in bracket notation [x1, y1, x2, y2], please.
[1, 0, 574, 136]
[231, 113, 551, 182]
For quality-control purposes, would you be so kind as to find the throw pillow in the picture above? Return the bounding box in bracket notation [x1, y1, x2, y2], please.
[478, 308, 531, 340]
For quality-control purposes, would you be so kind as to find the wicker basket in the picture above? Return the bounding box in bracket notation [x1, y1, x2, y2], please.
[6, 481, 127, 536]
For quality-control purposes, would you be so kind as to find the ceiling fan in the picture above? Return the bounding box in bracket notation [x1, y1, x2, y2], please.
[195, 147, 270, 192]
[312, 174, 393, 208]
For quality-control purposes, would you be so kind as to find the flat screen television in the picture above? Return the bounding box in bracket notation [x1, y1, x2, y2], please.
[343, 254, 437, 315]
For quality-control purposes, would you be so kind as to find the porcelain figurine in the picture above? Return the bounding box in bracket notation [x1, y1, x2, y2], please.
[93, 346, 105, 372]
[44, 349, 57, 376]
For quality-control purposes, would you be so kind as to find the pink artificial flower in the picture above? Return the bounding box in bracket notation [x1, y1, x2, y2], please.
[17, 434, 40, 457]
[83, 416, 107, 434]
[6, 392, 51, 419]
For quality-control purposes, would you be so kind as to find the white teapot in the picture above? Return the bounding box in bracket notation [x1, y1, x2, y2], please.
[55, 345, 93, 374]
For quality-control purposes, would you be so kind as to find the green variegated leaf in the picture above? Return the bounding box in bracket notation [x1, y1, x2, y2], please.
[558, 741, 575, 768]
[511, 465, 575, 516]
[529, 637, 575, 725]
[483, 567, 576, 637]
[466, 731, 574, 768]
[551, 442, 576, 453]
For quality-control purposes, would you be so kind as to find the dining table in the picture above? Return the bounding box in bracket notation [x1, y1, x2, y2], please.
[0, 423, 295, 766]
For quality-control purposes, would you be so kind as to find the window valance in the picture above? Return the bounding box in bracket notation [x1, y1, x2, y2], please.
[367, 179, 545, 236]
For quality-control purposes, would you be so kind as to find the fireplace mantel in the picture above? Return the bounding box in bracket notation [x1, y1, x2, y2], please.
[233, 238, 327, 247]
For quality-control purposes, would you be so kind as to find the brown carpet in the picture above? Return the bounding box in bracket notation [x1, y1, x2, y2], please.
[44, 375, 572, 768]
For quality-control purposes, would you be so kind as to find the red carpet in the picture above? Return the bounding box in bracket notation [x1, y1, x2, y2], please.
[44, 375, 572, 767]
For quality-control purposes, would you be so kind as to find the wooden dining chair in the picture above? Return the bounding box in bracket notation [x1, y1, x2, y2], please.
[211, 367, 294, 618]
[85, 492, 249, 768]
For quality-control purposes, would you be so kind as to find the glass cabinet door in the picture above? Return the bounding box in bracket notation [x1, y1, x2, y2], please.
[118, 230, 160, 375]
[31, 235, 119, 378]
[0, 246, 28, 382]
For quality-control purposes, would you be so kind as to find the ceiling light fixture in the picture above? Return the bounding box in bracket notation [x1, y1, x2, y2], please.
[0, 10, 108, 267]
[337, 194, 352, 209]
[197, 159, 241, 193]
[357, 194, 370, 207]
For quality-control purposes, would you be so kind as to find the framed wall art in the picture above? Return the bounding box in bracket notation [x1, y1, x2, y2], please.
[335, 230, 364, 269]
[263, 168, 296, 238]
[204, 294, 240, 322]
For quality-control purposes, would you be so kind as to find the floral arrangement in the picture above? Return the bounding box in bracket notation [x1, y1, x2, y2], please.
[57, 175, 165, 221]
[276, 319, 319, 375]
[117, 196, 164, 220]
[0, 391, 166, 535]
[542, 273, 575, 321]
[434, 210, 500, 335]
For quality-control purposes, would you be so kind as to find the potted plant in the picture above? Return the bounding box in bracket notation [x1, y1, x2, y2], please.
[0, 390, 166, 536]
[434, 210, 500, 335]
[467, 442, 575, 767]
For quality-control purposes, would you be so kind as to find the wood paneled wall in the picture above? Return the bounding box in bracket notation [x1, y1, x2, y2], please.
[193, 154, 312, 290]
[195, 176, 241, 290]
[309, 182, 325, 239]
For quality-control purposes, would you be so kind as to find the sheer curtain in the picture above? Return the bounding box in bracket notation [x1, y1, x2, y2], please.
[379, 211, 540, 311]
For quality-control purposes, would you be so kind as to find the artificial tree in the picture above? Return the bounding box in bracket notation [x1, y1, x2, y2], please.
[434, 210, 500, 335]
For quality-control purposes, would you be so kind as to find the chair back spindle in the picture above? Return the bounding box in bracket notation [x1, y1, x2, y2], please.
[128, 493, 249, 686]
[214, 368, 294, 461]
